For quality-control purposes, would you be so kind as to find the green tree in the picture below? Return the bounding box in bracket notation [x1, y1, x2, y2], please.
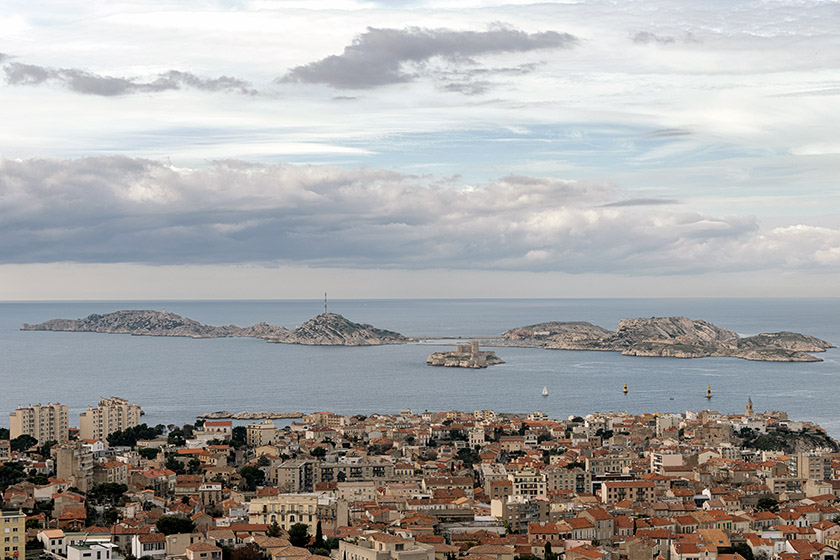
[544, 541, 556, 560]
[103, 508, 121, 525]
[756, 497, 779, 512]
[156, 516, 196, 535]
[88, 483, 128, 505]
[232, 544, 263, 560]
[266, 521, 283, 538]
[27, 474, 50, 486]
[138, 448, 159, 460]
[11, 434, 37, 452]
[733, 543, 755, 560]
[0, 428, 9, 439]
[37, 440, 58, 458]
[314, 520, 325, 549]
[167, 429, 186, 447]
[239, 466, 265, 491]
[311, 447, 327, 458]
[231, 426, 247, 448]
[165, 455, 185, 475]
[287, 523, 310, 547]
[0, 462, 26, 491]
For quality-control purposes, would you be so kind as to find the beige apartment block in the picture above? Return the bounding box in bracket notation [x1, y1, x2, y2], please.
[1, 510, 26, 560]
[55, 440, 95, 493]
[79, 396, 142, 441]
[9, 403, 69, 444]
[248, 493, 320, 533]
[339, 532, 434, 560]
[247, 420, 279, 447]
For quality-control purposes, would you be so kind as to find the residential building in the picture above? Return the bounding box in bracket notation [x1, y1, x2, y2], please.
[1, 511, 26, 560]
[55, 440, 95, 493]
[247, 420, 279, 447]
[67, 543, 119, 560]
[185, 542, 222, 560]
[79, 397, 142, 441]
[601, 480, 656, 504]
[9, 403, 69, 443]
[131, 533, 166, 560]
[508, 467, 546, 498]
[338, 532, 434, 560]
[248, 493, 320, 533]
[38, 529, 67, 556]
[545, 465, 591, 494]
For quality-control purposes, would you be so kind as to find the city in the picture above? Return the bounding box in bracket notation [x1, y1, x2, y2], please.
[3, 398, 840, 560]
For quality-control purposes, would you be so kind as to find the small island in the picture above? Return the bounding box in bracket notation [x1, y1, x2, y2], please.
[427, 340, 504, 368]
[500, 316, 834, 362]
[199, 410, 304, 419]
[21, 310, 409, 346]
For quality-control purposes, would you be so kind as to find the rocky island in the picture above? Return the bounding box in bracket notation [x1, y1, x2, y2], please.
[427, 340, 504, 368]
[199, 410, 304, 419]
[21, 310, 409, 346]
[501, 316, 834, 362]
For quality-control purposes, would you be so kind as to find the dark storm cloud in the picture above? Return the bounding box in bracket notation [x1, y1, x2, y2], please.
[3, 62, 256, 96]
[282, 26, 577, 89]
[3, 156, 822, 276]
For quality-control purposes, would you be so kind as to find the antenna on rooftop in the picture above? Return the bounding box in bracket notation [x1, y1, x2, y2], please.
[324, 292, 328, 314]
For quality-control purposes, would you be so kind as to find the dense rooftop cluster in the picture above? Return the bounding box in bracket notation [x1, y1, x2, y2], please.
[3, 403, 840, 560]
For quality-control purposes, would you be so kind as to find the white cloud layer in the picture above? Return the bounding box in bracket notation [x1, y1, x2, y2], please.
[2, 156, 840, 279]
[1, 0, 840, 296]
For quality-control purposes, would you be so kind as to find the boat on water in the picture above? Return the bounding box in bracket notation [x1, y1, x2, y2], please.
[541, 386, 549, 397]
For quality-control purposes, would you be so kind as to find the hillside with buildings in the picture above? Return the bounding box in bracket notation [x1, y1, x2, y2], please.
[5, 400, 840, 560]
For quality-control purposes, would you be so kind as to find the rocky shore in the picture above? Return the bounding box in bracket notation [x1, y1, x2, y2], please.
[21, 310, 409, 346]
[500, 316, 834, 362]
[199, 410, 304, 419]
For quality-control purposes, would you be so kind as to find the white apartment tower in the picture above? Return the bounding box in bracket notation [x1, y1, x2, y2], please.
[79, 397, 142, 441]
[9, 403, 69, 443]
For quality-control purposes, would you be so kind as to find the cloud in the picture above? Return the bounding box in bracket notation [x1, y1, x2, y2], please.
[631, 31, 699, 45]
[3, 62, 256, 96]
[0, 53, 7, 62]
[601, 198, 679, 207]
[645, 128, 692, 138]
[2, 156, 839, 277]
[282, 26, 577, 89]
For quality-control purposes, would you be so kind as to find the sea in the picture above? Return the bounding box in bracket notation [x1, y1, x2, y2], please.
[1, 298, 839, 436]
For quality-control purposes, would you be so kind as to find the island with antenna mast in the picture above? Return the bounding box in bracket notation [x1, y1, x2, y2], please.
[20, 309, 410, 346]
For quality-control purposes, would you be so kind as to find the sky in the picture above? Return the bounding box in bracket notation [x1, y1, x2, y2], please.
[2, 0, 840, 300]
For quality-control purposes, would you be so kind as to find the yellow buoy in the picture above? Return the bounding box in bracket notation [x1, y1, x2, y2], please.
[623, 383, 628, 394]
[706, 386, 712, 399]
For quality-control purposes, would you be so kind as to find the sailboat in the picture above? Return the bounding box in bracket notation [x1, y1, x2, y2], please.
[541, 386, 549, 397]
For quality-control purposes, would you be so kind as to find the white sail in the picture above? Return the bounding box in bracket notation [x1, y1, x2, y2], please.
[541, 386, 549, 397]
